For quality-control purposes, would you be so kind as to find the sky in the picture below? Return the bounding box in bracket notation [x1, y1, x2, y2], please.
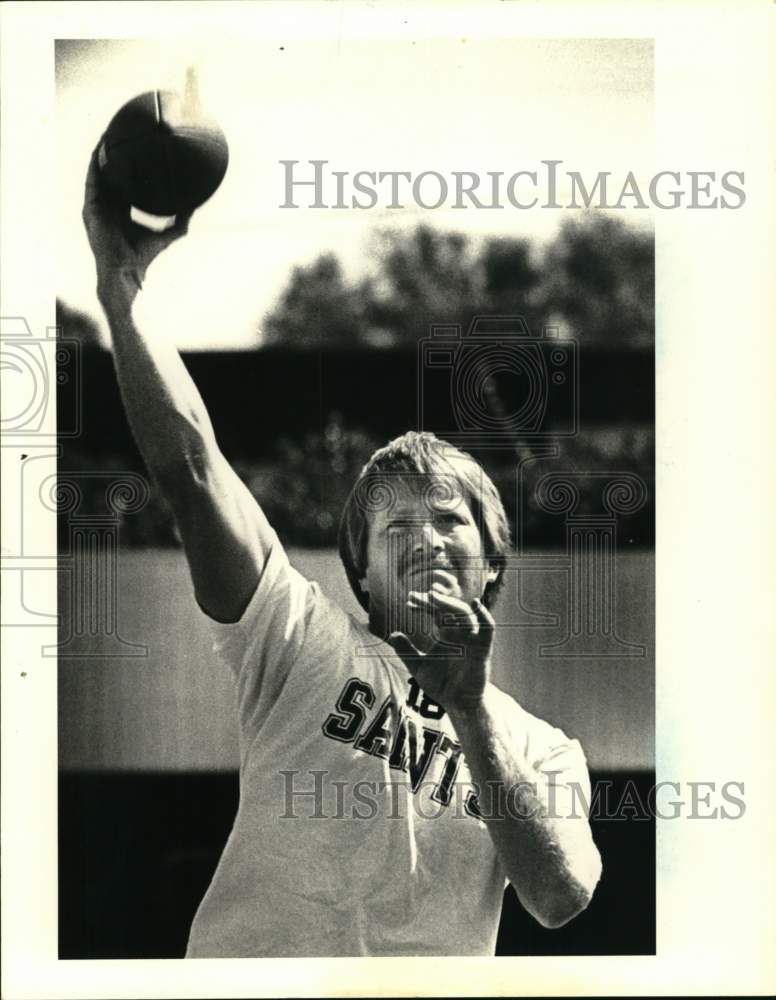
[56, 35, 654, 348]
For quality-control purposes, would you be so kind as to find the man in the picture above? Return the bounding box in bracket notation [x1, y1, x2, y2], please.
[83, 145, 601, 958]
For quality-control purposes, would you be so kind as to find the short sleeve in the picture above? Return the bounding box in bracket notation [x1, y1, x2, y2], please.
[530, 736, 593, 820]
[202, 531, 316, 739]
[491, 686, 594, 819]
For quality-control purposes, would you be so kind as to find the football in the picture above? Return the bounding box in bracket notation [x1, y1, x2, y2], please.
[98, 89, 229, 225]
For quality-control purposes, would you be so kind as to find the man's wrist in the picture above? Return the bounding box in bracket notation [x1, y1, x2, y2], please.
[97, 269, 142, 318]
[447, 681, 497, 729]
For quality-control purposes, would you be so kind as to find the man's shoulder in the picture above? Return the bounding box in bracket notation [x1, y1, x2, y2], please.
[304, 578, 368, 637]
[294, 579, 400, 670]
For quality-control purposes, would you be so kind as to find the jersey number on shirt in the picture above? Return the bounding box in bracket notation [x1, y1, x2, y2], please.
[406, 677, 445, 719]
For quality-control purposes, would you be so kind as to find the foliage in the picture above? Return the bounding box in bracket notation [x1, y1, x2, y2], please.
[56, 298, 105, 347]
[262, 215, 653, 349]
[233, 413, 382, 547]
[540, 215, 654, 348]
[262, 255, 373, 348]
[61, 420, 652, 552]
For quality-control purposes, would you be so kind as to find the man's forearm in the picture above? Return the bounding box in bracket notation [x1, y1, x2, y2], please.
[449, 684, 602, 929]
[99, 275, 219, 493]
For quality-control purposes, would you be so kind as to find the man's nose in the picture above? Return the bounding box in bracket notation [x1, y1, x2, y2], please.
[413, 520, 444, 553]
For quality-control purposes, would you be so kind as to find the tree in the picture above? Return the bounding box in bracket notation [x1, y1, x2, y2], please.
[261, 254, 373, 348]
[261, 215, 653, 350]
[364, 226, 484, 345]
[540, 215, 654, 348]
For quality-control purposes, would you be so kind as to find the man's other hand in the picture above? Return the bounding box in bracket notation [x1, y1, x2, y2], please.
[388, 594, 495, 714]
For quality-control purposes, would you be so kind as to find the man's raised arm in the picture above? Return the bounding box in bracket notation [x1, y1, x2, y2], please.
[83, 144, 272, 623]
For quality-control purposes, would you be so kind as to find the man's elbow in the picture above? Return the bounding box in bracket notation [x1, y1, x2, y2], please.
[533, 849, 603, 930]
[535, 885, 593, 930]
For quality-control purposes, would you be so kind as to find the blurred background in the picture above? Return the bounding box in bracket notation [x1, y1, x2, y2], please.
[56, 36, 654, 959]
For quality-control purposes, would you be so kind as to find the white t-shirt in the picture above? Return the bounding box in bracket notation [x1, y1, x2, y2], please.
[185, 533, 591, 957]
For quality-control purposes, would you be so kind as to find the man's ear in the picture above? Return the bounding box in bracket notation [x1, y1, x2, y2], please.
[486, 563, 500, 584]
[359, 577, 370, 594]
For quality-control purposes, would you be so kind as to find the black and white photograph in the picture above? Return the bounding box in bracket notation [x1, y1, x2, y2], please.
[1, 2, 774, 998]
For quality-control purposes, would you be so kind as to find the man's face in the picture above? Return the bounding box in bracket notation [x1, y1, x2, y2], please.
[361, 477, 498, 639]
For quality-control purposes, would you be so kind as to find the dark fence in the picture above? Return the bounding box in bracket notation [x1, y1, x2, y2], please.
[61, 346, 653, 459]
